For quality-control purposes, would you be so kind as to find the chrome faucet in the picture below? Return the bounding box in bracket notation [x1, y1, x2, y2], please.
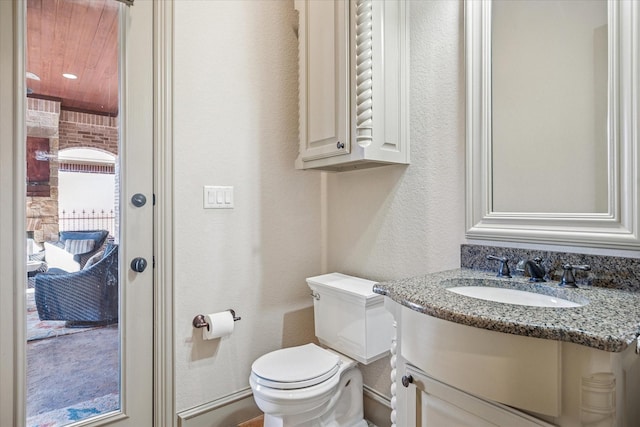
[522, 257, 546, 282]
[486, 255, 511, 278]
[559, 263, 591, 288]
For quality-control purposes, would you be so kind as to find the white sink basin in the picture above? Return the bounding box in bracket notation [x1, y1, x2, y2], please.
[447, 286, 584, 308]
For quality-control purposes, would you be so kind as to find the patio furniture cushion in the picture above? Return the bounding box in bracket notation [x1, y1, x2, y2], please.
[83, 250, 105, 270]
[58, 230, 109, 248]
[44, 242, 81, 272]
[45, 230, 109, 271]
[64, 238, 95, 255]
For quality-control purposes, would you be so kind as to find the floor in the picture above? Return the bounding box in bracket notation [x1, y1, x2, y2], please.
[27, 325, 379, 427]
[237, 415, 377, 427]
[238, 415, 264, 427]
[27, 324, 119, 417]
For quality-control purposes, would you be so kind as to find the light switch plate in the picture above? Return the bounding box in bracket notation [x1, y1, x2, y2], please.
[203, 186, 234, 209]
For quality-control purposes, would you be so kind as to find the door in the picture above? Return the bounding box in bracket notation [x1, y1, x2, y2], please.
[0, 0, 154, 425]
[295, 0, 350, 167]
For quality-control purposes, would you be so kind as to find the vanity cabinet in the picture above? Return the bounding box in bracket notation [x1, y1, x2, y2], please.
[387, 300, 640, 427]
[294, 0, 409, 171]
[403, 365, 553, 427]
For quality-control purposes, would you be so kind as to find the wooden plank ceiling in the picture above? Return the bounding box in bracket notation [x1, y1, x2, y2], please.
[27, 0, 120, 116]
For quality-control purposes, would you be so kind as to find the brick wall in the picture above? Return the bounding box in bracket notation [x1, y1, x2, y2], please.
[26, 105, 119, 243]
[26, 98, 60, 242]
[26, 97, 60, 138]
[59, 110, 119, 155]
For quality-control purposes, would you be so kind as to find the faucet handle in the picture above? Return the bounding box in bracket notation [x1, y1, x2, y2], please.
[486, 255, 512, 278]
[559, 263, 591, 288]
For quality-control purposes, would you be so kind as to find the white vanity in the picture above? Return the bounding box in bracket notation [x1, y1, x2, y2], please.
[377, 269, 640, 427]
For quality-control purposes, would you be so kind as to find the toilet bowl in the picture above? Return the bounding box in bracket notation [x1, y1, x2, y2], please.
[250, 344, 367, 427]
[249, 273, 394, 427]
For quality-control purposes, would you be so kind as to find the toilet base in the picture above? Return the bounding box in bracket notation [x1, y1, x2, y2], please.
[263, 415, 368, 427]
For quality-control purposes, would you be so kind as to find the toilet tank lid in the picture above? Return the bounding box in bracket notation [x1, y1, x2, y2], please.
[306, 273, 378, 298]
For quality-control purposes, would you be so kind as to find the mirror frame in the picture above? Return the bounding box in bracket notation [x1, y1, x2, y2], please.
[465, 0, 640, 249]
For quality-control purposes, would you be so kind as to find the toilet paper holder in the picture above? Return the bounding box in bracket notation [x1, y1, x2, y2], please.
[192, 310, 241, 330]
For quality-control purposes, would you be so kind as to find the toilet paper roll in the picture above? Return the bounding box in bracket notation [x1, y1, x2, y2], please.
[202, 311, 235, 340]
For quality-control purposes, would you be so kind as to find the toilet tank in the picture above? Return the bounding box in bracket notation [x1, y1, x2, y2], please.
[307, 273, 393, 364]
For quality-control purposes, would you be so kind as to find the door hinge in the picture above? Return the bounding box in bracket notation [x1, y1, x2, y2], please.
[152, 256, 156, 268]
[153, 193, 156, 205]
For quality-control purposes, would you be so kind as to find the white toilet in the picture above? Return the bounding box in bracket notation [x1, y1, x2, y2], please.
[249, 273, 394, 427]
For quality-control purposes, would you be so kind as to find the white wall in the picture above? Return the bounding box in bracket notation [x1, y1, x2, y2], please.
[173, 0, 466, 412]
[58, 172, 115, 212]
[173, 0, 323, 411]
[326, 0, 466, 397]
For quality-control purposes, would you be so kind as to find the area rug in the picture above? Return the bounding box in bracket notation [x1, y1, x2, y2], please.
[26, 289, 103, 341]
[26, 392, 119, 427]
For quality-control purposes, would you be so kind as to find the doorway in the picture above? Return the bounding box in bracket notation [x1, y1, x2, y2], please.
[0, 0, 162, 426]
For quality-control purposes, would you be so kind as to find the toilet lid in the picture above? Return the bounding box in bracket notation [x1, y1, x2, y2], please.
[251, 344, 341, 390]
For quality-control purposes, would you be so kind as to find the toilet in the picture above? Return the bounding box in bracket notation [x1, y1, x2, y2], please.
[249, 273, 394, 427]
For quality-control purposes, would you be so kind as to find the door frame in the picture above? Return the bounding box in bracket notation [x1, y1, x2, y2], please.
[0, 1, 176, 425]
[0, 1, 27, 425]
[153, 1, 176, 425]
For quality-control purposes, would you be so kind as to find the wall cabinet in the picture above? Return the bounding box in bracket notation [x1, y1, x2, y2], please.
[294, 0, 409, 172]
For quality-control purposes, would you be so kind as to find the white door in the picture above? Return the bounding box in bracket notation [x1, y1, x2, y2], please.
[117, 0, 155, 424]
[0, 0, 154, 425]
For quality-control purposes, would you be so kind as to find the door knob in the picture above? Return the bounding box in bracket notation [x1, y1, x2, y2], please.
[131, 193, 147, 207]
[130, 257, 148, 273]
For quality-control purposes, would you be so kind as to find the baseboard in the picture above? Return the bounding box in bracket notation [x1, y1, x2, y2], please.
[177, 387, 261, 427]
[176, 384, 391, 427]
[363, 385, 392, 427]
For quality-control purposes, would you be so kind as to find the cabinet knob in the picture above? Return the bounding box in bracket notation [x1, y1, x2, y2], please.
[337, 141, 345, 149]
[401, 374, 414, 388]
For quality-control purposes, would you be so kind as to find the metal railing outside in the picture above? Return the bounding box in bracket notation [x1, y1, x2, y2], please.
[59, 209, 115, 237]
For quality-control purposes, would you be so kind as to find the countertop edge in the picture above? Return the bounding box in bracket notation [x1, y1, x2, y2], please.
[373, 269, 640, 353]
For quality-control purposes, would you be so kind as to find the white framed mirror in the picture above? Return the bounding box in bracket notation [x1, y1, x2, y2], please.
[465, 0, 640, 249]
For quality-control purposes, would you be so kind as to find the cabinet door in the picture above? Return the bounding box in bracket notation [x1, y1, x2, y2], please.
[295, 0, 350, 166]
[404, 366, 554, 427]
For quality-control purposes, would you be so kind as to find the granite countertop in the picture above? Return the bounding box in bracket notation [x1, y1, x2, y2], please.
[373, 268, 640, 353]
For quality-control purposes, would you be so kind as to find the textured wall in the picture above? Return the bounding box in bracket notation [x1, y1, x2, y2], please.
[173, 0, 322, 411]
[326, 0, 466, 398]
[173, 0, 465, 413]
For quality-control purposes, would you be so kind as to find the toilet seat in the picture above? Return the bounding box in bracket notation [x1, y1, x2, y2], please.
[251, 344, 341, 390]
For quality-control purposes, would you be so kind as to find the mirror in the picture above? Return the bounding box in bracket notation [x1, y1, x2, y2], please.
[465, 0, 640, 249]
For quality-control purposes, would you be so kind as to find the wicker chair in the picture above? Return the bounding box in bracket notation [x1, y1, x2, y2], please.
[34, 244, 118, 327]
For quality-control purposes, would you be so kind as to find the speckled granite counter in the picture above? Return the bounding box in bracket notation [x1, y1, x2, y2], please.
[373, 268, 640, 353]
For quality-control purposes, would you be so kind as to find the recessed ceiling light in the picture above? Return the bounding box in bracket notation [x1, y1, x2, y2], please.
[62, 73, 78, 80]
[26, 71, 40, 81]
